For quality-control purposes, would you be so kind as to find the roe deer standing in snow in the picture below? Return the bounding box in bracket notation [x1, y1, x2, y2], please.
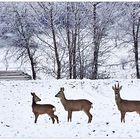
[31, 92, 59, 124]
[112, 83, 140, 123]
[55, 87, 93, 123]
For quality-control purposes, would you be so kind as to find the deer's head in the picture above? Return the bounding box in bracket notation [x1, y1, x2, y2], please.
[112, 83, 122, 97]
[31, 92, 41, 102]
[55, 87, 65, 99]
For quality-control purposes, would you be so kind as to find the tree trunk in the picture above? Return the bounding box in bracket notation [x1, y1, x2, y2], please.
[92, 44, 99, 79]
[91, 3, 99, 79]
[30, 56, 36, 80]
[134, 41, 140, 78]
[72, 31, 77, 79]
[77, 26, 84, 79]
[66, 4, 73, 79]
[72, 4, 78, 79]
[132, 6, 140, 79]
[27, 47, 36, 80]
[50, 7, 61, 79]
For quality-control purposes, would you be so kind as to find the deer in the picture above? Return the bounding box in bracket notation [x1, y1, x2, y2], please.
[55, 87, 93, 123]
[112, 83, 140, 123]
[31, 92, 59, 124]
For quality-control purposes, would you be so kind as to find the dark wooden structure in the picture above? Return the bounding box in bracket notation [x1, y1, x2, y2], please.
[0, 71, 32, 80]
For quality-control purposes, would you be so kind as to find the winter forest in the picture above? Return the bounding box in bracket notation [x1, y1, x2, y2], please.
[0, 2, 139, 80]
[2, 2, 140, 138]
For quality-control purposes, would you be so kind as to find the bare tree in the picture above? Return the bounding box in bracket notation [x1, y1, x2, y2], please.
[87, 2, 117, 79]
[33, 2, 62, 79]
[118, 2, 140, 79]
[132, 4, 140, 78]
[91, 2, 99, 79]
[1, 3, 39, 80]
[13, 8, 38, 80]
[63, 2, 83, 79]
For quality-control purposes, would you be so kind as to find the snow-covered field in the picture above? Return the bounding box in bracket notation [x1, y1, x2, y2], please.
[0, 79, 140, 138]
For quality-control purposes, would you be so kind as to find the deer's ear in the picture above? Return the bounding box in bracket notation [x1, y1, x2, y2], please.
[119, 86, 122, 90]
[112, 86, 115, 90]
[60, 87, 64, 91]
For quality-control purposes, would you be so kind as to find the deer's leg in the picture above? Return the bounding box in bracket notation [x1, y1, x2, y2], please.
[120, 111, 126, 123]
[84, 110, 92, 123]
[68, 110, 72, 122]
[51, 114, 59, 124]
[54, 115, 59, 124]
[34, 113, 39, 123]
[51, 117, 55, 124]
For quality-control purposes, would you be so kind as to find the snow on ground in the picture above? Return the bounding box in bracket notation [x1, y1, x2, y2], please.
[0, 79, 140, 138]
